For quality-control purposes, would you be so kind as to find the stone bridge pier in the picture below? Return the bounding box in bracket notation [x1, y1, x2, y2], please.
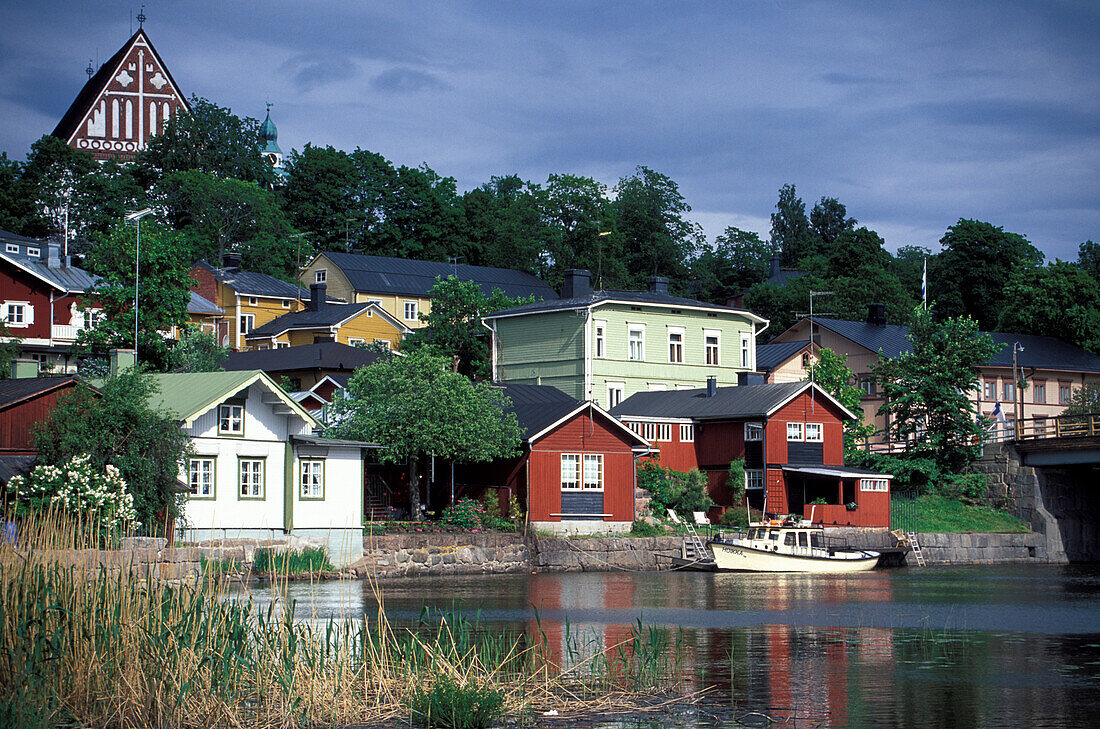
[974, 443, 1100, 563]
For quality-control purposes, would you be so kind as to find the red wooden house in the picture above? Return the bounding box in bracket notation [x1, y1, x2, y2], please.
[460, 384, 651, 534]
[610, 378, 893, 528]
[0, 364, 83, 487]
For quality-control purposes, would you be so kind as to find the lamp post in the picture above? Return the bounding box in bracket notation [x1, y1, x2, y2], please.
[1012, 341, 1025, 438]
[125, 208, 154, 361]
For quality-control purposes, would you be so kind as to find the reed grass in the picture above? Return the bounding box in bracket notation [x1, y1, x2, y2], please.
[0, 508, 691, 728]
[252, 546, 334, 574]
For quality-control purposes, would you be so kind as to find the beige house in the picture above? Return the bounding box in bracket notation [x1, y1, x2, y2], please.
[298, 252, 558, 328]
[769, 307, 1100, 441]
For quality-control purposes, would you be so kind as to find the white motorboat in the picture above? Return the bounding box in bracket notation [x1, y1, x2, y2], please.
[708, 521, 880, 573]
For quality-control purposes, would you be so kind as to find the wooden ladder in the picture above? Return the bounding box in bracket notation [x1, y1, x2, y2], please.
[906, 532, 927, 567]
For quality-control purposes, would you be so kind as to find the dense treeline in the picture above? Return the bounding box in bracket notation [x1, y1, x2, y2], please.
[2, 96, 1097, 350]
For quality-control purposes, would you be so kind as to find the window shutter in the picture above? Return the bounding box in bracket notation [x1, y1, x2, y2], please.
[25, 305, 33, 325]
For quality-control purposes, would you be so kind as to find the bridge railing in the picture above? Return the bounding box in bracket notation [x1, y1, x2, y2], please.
[861, 412, 1100, 452]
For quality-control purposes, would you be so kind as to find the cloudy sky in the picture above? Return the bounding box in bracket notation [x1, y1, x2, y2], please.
[2, 1, 1096, 260]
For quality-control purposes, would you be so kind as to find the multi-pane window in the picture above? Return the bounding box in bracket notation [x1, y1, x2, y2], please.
[403, 301, 418, 321]
[1003, 382, 1015, 402]
[786, 422, 804, 441]
[805, 423, 823, 442]
[219, 404, 243, 434]
[656, 423, 672, 441]
[347, 338, 365, 347]
[859, 377, 876, 396]
[3, 302, 27, 326]
[239, 459, 265, 498]
[594, 321, 606, 358]
[606, 383, 624, 408]
[860, 479, 889, 492]
[300, 460, 324, 499]
[561, 454, 580, 490]
[1033, 383, 1046, 404]
[741, 332, 751, 368]
[582, 454, 603, 490]
[745, 469, 764, 490]
[1059, 385, 1072, 404]
[189, 458, 215, 498]
[745, 422, 763, 441]
[668, 328, 684, 363]
[315, 269, 327, 283]
[4, 243, 17, 254]
[705, 332, 720, 365]
[239, 314, 254, 334]
[26, 246, 40, 257]
[81, 308, 103, 329]
[984, 381, 996, 401]
[628, 327, 645, 361]
[680, 424, 695, 442]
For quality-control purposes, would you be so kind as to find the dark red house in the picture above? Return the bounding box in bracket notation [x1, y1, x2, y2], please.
[0, 365, 83, 487]
[461, 384, 651, 534]
[610, 378, 893, 528]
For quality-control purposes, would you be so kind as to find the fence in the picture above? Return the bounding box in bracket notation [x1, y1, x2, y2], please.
[890, 488, 919, 533]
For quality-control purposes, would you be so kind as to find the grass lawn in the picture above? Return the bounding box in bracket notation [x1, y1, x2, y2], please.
[913, 494, 1030, 533]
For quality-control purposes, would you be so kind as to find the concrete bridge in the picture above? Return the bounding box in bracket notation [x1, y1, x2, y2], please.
[975, 414, 1100, 563]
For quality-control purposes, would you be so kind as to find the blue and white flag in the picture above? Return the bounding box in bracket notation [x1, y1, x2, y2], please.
[921, 258, 927, 307]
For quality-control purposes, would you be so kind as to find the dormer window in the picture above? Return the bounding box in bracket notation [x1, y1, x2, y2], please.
[315, 269, 327, 284]
[4, 243, 17, 254]
[219, 404, 244, 434]
[27, 246, 40, 257]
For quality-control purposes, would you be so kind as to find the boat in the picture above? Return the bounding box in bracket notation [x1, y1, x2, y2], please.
[707, 519, 881, 573]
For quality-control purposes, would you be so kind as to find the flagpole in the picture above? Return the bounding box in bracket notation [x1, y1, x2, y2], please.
[922, 258, 927, 309]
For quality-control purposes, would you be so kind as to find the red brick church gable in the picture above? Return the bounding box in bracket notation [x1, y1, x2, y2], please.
[52, 27, 189, 161]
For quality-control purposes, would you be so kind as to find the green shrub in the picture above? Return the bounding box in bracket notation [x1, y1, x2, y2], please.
[408, 674, 504, 729]
[441, 498, 485, 530]
[507, 495, 524, 525]
[847, 450, 941, 495]
[726, 458, 745, 506]
[253, 546, 333, 573]
[480, 490, 502, 520]
[637, 461, 715, 518]
[941, 472, 991, 505]
[629, 520, 665, 537]
[718, 508, 748, 529]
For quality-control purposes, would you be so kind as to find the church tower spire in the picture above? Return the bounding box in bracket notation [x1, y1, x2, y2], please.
[260, 103, 286, 181]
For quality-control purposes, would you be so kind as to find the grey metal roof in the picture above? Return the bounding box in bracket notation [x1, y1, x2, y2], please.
[320, 252, 559, 301]
[610, 381, 828, 420]
[812, 318, 1100, 374]
[0, 250, 100, 293]
[488, 289, 760, 319]
[782, 465, 893, 478]
[0, 376, 79, 410]
[496, 383, 581, 440]
[224, 342, 386, 373]
[0, 455, 37, 486]
[246, 302, 374, 337]
[292, 435, 382, 449]
[756, 340, 811, 371]
[187, 291, 223, 315]
[194, 260, 313, 299]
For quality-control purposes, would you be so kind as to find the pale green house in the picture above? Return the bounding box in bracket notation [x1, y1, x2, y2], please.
[483, 270, 769, 407]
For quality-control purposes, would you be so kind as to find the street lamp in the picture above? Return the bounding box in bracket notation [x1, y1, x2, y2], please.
[1012, 342, 1025, 438]
[125, 208, 155, 361]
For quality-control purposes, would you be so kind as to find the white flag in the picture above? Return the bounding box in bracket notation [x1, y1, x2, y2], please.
[921, 258, 927, 307]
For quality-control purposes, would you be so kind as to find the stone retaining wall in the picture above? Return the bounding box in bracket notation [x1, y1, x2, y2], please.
[529, 535, 683, 572]
[823, 527, 1048, 564]
[353, 533, 530, 578]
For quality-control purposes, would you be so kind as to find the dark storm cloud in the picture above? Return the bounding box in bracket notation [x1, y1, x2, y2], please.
[1, 0, 1096, 258]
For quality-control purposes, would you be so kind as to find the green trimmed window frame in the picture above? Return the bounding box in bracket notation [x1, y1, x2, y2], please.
[188, 457, 216, 499]
[238, 457, 266, 500]
[299, 459, 325, 501]
[219, 403, 245, 437]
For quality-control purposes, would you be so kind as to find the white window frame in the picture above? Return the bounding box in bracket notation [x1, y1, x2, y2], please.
[805, 423, 823, 442]
[680, 423, 695, 442]
[239, 459, 265, 499]
[668, 326, 684, 364]
[26, 246, 40, 257]
[315, 269, 327, 284]
[276, 342, 290, 349]
[606, 382, 625, 408]
[347, 337, 365, 347]
[593, 320, 606, 358]
[787, 422, 804, 441]
[403, 300, 418, 321]
[282, 299, 291, 308]
[860, 479, 889, 492]
[1033, 383, 1046, 404]
[740, 331, 752, 369]
[3, 301, 30, 328]
[188, 458, 215, 498]
[1003, 382, 1015, 402]
[582, 454, 604, 491]
[745, 469, 764, 490]
[984, 381, 996, 401]
[628, 325, 645, 361]
[239, 314, 254, 334]
[4, 243, 18, 254]
[648, 383, 667, 392]
[745, 422, 763, 441]
[218, 404, 244, 434]
[373, 338, 391, 349]
[561, 454, 581, 491]
[248, 296, 258, 306]
[81, 308, 103, 330]
[656, 423, 672, 442]
[704, 330, 720, 365]
[300, 460, 324, 499]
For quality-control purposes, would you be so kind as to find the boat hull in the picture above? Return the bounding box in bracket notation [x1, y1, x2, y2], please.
[709, 541, 881, 573]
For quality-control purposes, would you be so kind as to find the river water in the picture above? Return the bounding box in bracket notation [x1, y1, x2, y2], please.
[246, 565, 1100, 728]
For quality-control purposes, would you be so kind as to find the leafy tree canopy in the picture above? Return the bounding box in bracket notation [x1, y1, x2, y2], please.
[806, 347, 874, 454]
[997, 261, 1100, 354]
[613, 166, 696, 288]
[770, 184, 814, 267]
[690, 226, 771, 303]
[169, 328, 229, 372]
[32, 368, 192, 535]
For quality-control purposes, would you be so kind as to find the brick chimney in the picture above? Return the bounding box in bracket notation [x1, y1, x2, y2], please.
[647, 276, 669, 294]
[308, 283, 327, 312]
[706, 376, 718, 398]
[867, 303, 886, 327]
[561, 269, 591, 299]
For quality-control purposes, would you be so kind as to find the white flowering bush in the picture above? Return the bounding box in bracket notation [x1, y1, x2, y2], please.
[6, 454, 140, 531]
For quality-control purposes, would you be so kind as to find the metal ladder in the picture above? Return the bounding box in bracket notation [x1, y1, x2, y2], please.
[670, 509, 710, 561]
[906, 532, 927, 567]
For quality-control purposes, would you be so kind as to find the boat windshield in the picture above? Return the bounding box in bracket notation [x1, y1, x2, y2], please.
[768, 529, 780, 541]
[810, 532, 824, 548]
[783, 532, 796, 546]
[798, 532, 808, 547]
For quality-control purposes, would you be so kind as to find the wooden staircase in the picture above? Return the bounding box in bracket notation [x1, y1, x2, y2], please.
[364, 474, 393, 521]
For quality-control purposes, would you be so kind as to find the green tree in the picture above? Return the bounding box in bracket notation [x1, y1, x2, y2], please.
[0, 152, 24, 233]
[690, 226, 771, 303]
[1077, 240, 1100, 284]
[69, 161, 146, 253]
[636, 461, 715, 518]
[891, 245, 934, 302]
[169, 329, 229, 372]
[137, 96, 275, 187]
[78, 220, 191, 369]
[807, 347, 874, 454]
[930, 219, 1044, 329]
[1063, 383, 1100, 417]
[613, 166, 696, 287]
[809, 196, 856, 249]
[459, 175, 548, 273]
[401, 276, 534, 378]
[997, 261, 1100, 354]
[32, 369, 192, 535]
[14, 135, 97, 240]
[326, 350, 522, 519]
[540, 173, 622, 288]
[770, 184, 814, 267]
[873, 306, 1001, 473]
